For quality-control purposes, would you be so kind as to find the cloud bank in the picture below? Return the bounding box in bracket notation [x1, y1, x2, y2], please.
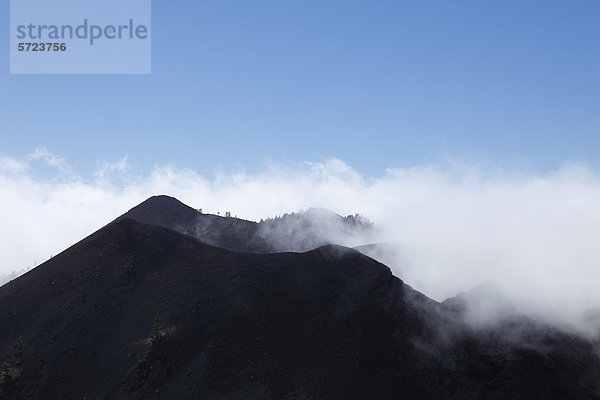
[2, 148, 600, 334]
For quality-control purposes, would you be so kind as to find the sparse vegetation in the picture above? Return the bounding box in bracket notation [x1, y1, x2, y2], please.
[259, 209, 372, 228]
[0, 361, 15, 393]
[1, 362, 13, 379]
[149, 315, 164, 355]
[147, 314, 172, 378]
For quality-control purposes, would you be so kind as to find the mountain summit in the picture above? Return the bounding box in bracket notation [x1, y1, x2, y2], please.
[118, 195, 373, 253]
[0, 196, 599, 399]
[119, 195, 199, 228]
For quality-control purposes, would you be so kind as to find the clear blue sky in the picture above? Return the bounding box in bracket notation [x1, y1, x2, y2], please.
[1, 0, 599, 177]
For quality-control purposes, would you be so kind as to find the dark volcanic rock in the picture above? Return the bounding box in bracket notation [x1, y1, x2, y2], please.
[0, 197, 599, 399]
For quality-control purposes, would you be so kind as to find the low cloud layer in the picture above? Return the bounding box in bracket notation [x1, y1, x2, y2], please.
[2, 148, 600, 334]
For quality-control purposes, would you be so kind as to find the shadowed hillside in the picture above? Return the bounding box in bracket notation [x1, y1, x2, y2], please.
[0, 197, 599, 399]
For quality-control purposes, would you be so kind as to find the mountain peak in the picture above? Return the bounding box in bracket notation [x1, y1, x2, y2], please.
[131, 195, 193, 213]
[118, 195, 199, 229]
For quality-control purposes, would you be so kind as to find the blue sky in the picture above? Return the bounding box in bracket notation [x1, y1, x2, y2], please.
[1, 0, 599, 177]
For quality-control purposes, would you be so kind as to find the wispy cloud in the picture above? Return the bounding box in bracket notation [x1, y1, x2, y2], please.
[26, 147, 70, 172]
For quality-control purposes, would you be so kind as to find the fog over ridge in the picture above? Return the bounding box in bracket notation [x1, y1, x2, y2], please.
[2, 148, 600, 335]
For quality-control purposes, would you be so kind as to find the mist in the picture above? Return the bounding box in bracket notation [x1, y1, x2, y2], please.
[2, 149, 600, 335]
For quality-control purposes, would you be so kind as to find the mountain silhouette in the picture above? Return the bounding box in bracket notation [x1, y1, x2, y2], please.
[0, 196, 599, 399]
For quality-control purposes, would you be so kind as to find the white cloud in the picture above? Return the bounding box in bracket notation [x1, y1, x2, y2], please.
[1, 150, 600, 335]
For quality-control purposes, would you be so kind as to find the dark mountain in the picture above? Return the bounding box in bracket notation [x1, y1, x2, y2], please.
[1, 197, 599, 399]
[118, 195, 373, 253]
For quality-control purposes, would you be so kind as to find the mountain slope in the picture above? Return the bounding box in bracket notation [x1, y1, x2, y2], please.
[0, 198, 599, 399]
[0, 218, 424, 399]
